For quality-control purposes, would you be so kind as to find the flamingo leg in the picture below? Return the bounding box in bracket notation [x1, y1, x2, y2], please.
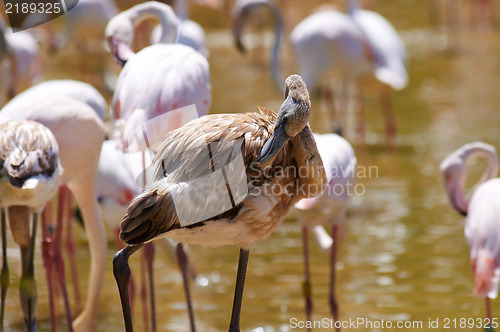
[143, 243, 156, 332]
[485, 297, 493, 331]
[41, 204, 57, 332]
[114, 229, 136, 317]
[379, 85, 397, 147]
[176, 243, 196, 332]
[54, 187, 73, 331]
[228, 249, 250, 332]
[63, 188, 82, 312]
[0, 209, 9, 332]
[301, 226, 313, 328]
[328, 224, 340, 332]
[8, 207, 38, 332]
[354, 86, 365, 144]
[114, 244, 144, 332]
[322, 86, 341, 136]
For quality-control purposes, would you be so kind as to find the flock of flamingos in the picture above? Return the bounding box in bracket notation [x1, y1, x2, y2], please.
[0, 0, 498, 331]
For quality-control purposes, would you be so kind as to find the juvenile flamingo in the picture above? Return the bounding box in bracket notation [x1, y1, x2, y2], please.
[441, 142, 500, 328]
[292, 133, 356, 330]
[0, 97, 106, 332]
[0, 120, 61, 332]
[113, 74, 326, 332]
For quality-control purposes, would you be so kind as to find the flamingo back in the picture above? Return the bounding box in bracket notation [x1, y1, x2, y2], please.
[290, 10, 370, 90]
[112, 43, 211, 150]
[349, 9, 408, 90]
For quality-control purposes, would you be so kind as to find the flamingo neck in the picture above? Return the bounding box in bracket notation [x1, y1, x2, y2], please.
[462, 146, 500, 202]
[269, 1, 283, 91]
[129, 2, 179, 44]
[347, 0, 361, 15]
[174, 0, 189, 21]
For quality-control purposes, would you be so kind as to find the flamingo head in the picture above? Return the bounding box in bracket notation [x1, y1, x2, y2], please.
[105, 13, 135, 66]
[255, 75, 311, 168]
[440, 155, 468, 217]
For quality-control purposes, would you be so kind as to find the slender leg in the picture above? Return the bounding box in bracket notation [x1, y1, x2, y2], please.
[54, 187, 73, 331]
[114, 229, 136, 317]
[63, 188, 82, 312]
[176, 243, 196, 332]
[0, 209, 9, 332]
[485, 297, 493, 331]
[228, 249, 250, 332]
[41, 204, 57, 332]
[301, 226, 313, 329]
[328, 224, 340, 332]
[9, 207, 39, 332]
[114, 244, 144, 332]
[338, 80, 350, 138]
[379, 85, 397, 148]
[354, 86, 365, 144]
[140, 254, 150, 332]
[143, 243, 156, 332]
[323, 86, 341, 136]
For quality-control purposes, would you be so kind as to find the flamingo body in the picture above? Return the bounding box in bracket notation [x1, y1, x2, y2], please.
[6, 80, 106, 120]
[348, 3, 408, 90]
[294, 133, 356, 227]
[441, 142, 500, 323]
[290, 10, 370, 91]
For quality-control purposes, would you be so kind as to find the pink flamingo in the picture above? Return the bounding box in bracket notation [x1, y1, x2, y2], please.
[6, 80, 107, 120]
[106, 2, 211, 330]
[0, 120, 61, 332]
[441, 142, 500, 328]
[113, 74, 326, 332]
[0, 97, 107, 332]
[290, 0, 407, 144]
[0, 18, 41, 103]
[293, 133, 356, 330]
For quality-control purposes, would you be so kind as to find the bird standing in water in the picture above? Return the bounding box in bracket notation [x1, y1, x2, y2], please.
[293, 133, 356, 330]
[0, 120, 61, 332]
[113, 74, 326, 332]
[441, 142, 500, 329]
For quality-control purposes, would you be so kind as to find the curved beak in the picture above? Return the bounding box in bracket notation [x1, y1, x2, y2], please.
[107, 36, 129, 67]
[254, 122, 290, 168]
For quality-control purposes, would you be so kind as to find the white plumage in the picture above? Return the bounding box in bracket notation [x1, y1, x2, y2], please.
[106, 1, 211, 151]
[441, 142, 500, 323]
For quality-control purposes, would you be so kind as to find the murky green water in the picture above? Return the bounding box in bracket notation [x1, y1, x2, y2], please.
[3, 0, 500, 331]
